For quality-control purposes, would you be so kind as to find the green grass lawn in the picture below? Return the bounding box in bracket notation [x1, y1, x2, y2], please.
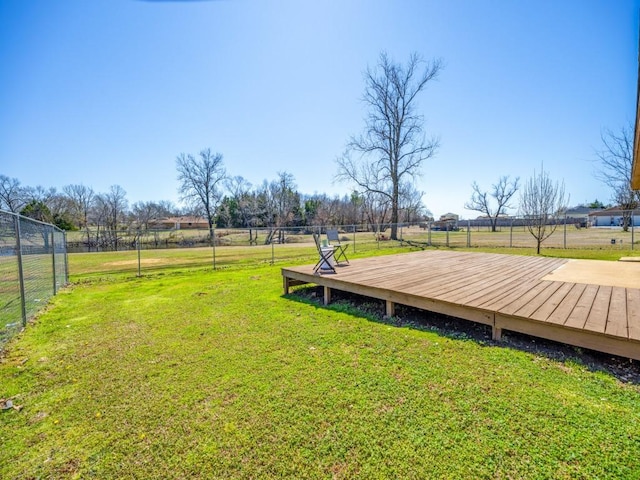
[1, 248, 640, 478]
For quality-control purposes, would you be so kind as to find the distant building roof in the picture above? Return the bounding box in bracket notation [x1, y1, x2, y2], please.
[565, 206, 592, 215]
[588, 206, 635, 217]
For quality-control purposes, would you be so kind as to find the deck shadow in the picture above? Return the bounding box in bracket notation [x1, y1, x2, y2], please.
[285, 284, 640, 385]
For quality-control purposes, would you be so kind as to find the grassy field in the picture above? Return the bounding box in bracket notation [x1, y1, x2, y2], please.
[1, 246, 640, 478]
[65, 224, 640, 251]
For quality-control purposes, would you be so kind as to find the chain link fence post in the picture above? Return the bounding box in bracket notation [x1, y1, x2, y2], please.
[510, 219, 513, 248]
[63, 231, 69, 283]
[271, 227, 275, 265]
[352, 224, 356, 253]
[212, 227, 217, 270]
[51, 228, 57, 295]
[137, 236, 142, 277]
[14, 213, 27, 328]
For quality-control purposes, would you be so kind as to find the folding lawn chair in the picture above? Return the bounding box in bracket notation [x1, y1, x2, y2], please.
[313, 233, 336, 274]
[326, 229, 349, 265]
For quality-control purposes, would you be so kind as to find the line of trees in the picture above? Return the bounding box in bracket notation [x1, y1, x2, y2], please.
[0, 165, 431, 239]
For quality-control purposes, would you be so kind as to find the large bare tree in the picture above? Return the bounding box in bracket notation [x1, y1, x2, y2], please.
[336, 52, 442, 240]
[595, 125, 639, 231]
[465, 176, 520, 232]
[176, 148, 226, 241]
[520, 168, 568, 254]
[0, 175, 28, 212]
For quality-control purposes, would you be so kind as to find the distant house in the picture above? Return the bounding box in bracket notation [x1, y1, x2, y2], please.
[432, 212, 459, 230]
[440, 213, 459, 223]
[588, 207, 640, 227]
[150, 216, 210, 230]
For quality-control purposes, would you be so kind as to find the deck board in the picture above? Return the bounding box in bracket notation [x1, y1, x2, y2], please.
[564, 284, 599, 330]
[584, 286, 612, 334]
[628, 289, 640, 341]
[282, 250, 640, 360]
[530, 282, 575, 323]
[605, 287, 628, 338]
[545, 283, 587, 326]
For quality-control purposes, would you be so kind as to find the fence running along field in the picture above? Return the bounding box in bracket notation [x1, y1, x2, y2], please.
[0, 210, 68, 350]
[64, 215, 640, 279]
[65, 213, 639, 253]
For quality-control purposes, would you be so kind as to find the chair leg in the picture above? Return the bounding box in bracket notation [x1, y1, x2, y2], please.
[335, 246, 349, 265]
[314, 250, 336, 274]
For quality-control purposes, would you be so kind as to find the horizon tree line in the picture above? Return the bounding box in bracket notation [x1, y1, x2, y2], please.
[0, 167, 431, 237]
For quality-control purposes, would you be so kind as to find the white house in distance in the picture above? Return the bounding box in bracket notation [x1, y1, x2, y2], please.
[588, 207, 640, 227]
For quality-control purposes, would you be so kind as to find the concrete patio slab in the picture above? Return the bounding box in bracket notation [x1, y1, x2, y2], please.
[543, 259, 640, 289]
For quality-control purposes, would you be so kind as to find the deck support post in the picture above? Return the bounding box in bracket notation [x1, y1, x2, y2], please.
[386, 300, 395, 317]
[492, 326, 502, 341]
[323, 286, 331, 305]
[283, 276, 290, 295]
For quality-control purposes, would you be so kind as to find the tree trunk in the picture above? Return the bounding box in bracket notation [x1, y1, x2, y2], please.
[390, 183, 399, 240]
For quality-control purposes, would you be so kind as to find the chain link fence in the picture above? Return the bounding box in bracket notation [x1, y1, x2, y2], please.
[62, 212, 640, 278]
[65, 211, 640, 254]
[1, 210, 68, 350]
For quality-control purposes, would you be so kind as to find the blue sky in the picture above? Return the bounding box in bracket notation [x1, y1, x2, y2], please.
[1, 0, 638, 218]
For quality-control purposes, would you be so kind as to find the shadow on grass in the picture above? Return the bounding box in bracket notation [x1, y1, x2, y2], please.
[285, 285, 640, 385]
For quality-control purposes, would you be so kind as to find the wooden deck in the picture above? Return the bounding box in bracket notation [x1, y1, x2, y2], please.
[282, 250, 640, 360]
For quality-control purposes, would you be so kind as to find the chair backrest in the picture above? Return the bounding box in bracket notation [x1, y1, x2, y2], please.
[326, 229, 340, 244]
[312, 233, 322, 251]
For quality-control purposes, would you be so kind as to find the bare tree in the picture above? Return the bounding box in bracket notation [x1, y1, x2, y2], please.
[224, 176, 261, 243]
[520, 168, 568, 254]
[176, 148, 226, 241]
[336, 52, 442, 240]
[266, 172, 300, 243]
[225, 175, 254, 226]
[465, 176, 520, 232]
[131, 201, 165, 231]
[595, 125, 639, 231]
[362, 190, 391, 233]
[94, 185, 129, 250]
[63, 184, 95, 246]
[0, 175, 28, 212]
[25, 185, 57, 204]
[398, 182, 427, 224]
